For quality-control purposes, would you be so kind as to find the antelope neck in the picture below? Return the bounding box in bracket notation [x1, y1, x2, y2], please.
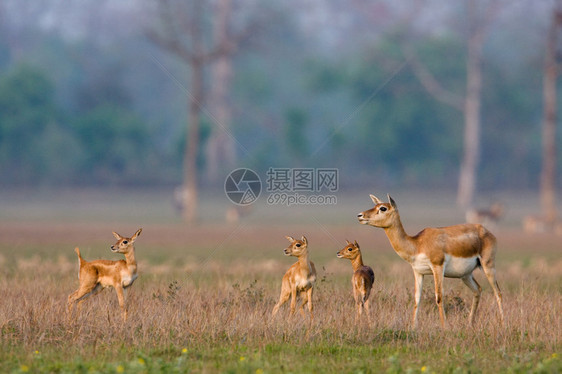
[383, 216, 417, 262]
[350, 254, 365, 272]
[124, 248, 137, 269]
[297, 252, 311, 270]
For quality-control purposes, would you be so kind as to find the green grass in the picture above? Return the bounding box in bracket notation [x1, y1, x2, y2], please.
[2, 334, 560, 373]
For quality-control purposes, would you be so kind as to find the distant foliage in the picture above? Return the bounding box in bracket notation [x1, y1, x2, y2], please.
[348, 36, 464, 185]
[0, 7, 553, 188]
[0, 63, 159, 186]
[284, 107, 309, 163]
[71, 104, 150, 184]
[0, 64, 66, 184]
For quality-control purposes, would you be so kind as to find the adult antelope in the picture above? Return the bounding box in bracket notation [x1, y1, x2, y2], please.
[357, 194, 504, 328]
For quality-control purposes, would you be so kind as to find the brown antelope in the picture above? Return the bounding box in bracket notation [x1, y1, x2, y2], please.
[272, 236, 317, 321]
[337, 240, 375, 322]
[68, 228, 142, 321]
[225, 205, 253, 224]
[466, 202, 505, 228]
[523, 215, 562, 235]
[358, 194, 504, 328]
[523, 215, 549, 233]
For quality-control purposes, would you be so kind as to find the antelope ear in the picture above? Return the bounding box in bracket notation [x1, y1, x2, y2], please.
[388, 194, 397, 208]
[354, 240, 359, 249]
[345, 239, 352, 245]
[285, 236, 295, 242]
[301, 235, 308, 245]
[112, 231, 122, 240]
[370, 194, 382, 205]
[131, 228, 142, 241]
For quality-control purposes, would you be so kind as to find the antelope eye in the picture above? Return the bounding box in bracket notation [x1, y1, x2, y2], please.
[296, 243, 301, 247]
[379, 206, 387, 212]
[122, 240, 128, 245]
[348, 247, 353, 251]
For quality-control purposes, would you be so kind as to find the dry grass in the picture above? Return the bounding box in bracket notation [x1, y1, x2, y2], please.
[0, 189, 561, 372]
[1, 220, 561, 373]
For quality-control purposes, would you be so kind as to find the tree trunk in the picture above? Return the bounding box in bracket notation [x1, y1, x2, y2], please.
[540, 7, 561, 224]
[206, 0, 235, 183]
[150, 0, 253, 223]
[182, 0, 204, 225]
[183, 60, 203, 225]
[457, 0, 484, 209]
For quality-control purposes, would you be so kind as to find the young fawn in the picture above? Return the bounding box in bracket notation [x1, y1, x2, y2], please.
[358, 194, 504, 328]
[272, 236, 317, 321]
[337, 240, 374, 322]
[68, 228, 142, 321]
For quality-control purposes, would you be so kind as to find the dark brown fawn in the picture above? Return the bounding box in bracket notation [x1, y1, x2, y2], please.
[337, 240, 374, 322]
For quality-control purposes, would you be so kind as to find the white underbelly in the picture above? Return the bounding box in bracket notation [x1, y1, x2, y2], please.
[411, 254, 478, 278]
[444, 255, 478, 278]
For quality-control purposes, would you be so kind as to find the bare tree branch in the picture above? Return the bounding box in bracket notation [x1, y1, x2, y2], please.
[146, 28, 194, 62]
[146, 0, 199, 62]
[402, 45, 465, 111]
[202, 7, 262, 62]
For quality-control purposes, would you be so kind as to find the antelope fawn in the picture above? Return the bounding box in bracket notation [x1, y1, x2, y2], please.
[523, 215, 562, 235]
[337, 240, 374, 322]
[272, 236, 317, 321]
[68, 228, 142, 321]
[466, 202, 505, 228]
[358, 194, 504, 328]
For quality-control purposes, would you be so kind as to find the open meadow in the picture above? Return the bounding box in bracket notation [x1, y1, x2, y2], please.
[0, 189, 561, 373]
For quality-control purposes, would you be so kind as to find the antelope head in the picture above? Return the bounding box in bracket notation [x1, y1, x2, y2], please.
[357, 194, 398, 229]
[337, 240, 361, 260]
[284, 235, 308, 257]
[111, 228, 142, 254]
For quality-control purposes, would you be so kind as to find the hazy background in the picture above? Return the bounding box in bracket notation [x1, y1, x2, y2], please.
[0, 0, 558, 221]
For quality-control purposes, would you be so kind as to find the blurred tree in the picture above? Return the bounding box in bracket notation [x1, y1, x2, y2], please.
[344, 37, 463, 185]
[206, 0, 238, 184]
[174, 118, 212, 175]
[405, 0, 502, 209]
[148, 0, 213, 224]
[479, 58, 542, 189]
[539, 1, 562, 225]
[148, 0, 257, 224]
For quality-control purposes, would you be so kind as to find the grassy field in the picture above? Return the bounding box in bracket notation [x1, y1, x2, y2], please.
[0, 188, 561, 373]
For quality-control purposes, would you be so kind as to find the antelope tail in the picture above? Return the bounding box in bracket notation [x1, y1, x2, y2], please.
[74, 247, 85, 266]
